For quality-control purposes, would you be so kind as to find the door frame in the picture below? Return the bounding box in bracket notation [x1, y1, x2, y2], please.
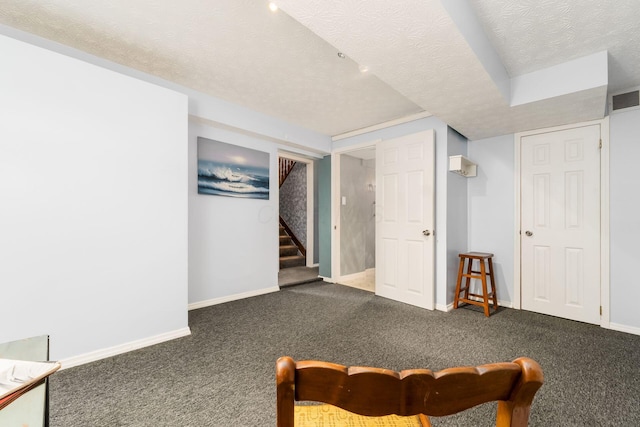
[278, 150, 315, 267]
[330, 140, 381, 283]
[513, 117, 610, 327]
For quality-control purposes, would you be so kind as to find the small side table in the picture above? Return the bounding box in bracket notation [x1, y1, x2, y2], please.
[0, 336, 59, 426]
[453, 252, 498, 317]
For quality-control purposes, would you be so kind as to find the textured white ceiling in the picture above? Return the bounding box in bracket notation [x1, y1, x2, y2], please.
[471, 0, 640, 94]
[0, 0, 638, 140]
[276, 0, 613, 139]
[0, 0, 422, 136]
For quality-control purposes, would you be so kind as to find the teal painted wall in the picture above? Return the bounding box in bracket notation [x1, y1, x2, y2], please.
[318, 155, 332, 277]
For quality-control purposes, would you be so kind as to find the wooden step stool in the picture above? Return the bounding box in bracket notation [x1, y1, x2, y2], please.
[453, 252, 498, 317]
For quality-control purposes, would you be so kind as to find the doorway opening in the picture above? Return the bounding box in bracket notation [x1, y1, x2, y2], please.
[332, 146, 376, 292]
[278, 152, 317, 285]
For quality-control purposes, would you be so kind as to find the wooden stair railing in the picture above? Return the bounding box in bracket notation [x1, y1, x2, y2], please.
[279, 216, 306, 257]
[279, 158, 297, 187]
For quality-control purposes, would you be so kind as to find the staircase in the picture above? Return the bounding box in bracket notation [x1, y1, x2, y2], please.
[279, 158, 307, 269]
[279, 223, 305, 269]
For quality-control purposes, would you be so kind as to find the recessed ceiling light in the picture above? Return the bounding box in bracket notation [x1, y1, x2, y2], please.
[269, 2, 278, 12]
[337, 52, 346, 59]
[359, 65, 370, 73]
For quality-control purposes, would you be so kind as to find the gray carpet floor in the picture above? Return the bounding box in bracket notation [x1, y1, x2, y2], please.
[49, 282, 640, 426]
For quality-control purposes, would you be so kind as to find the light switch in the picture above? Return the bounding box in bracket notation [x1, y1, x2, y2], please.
[341, 196, 347, 205]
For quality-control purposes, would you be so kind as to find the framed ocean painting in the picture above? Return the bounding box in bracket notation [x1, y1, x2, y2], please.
[197, 137, 270, 200]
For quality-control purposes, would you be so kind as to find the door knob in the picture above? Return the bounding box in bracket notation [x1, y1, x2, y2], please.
[422, 230, 431, 236]
[525, 230, 533, 237]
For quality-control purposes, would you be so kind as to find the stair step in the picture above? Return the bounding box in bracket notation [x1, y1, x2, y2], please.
[279, 227, 288, 236]
[280, 255, 306, 269]
[280, 235, 293, 245]
[280, 245, 299, 256]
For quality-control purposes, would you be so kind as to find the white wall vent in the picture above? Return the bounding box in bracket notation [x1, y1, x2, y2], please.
[609, 88, 640, 114]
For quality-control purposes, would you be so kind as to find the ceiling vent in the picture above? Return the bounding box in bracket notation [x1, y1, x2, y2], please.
[609, 88, 640, 113]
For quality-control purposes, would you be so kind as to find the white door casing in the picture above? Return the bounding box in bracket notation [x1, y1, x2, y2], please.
[375, 130, 435, 310]
[520, 124, 601, 324]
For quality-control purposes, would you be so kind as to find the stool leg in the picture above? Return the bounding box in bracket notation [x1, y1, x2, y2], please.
[463, 258, 472, 300]
[488, 258, 498, 311]
[454, 258, 464, 309]
[480, 259, 490, 317]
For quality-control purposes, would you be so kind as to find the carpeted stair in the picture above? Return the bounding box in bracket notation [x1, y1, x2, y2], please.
[280, 224, 305, 268]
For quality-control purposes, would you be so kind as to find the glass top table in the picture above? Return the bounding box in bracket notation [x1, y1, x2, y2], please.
[0, 335, 51, 427]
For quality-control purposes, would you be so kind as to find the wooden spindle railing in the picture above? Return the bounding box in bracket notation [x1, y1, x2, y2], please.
[279, 158, 297, 187]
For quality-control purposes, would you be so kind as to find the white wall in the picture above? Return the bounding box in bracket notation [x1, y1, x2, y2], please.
[188, 121, 280, 306]
[609, 109, 640, 331]
[0, 34, 189, 361]
[0, 25, 330, 363]
[467, 134, 515, 306]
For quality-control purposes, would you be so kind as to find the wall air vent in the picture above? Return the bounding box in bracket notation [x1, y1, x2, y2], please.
[609, 88, 640, 113]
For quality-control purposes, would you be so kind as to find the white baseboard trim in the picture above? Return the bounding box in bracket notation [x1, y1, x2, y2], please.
[459, 296, 513, 308]
[337, 271, 365, 282]
[59, 327, 192, 370]
[437, 298, 513, 313]
[338, 282, 372, 292]
[336, 268, 375, 283]
[335, 269, 375, 292]
[319, 276, 335, 283]
[608, 322, 640, 336]
[497, 299, 513, 309]
[188, 286, 279, 311]
[436, 302, 454, 312]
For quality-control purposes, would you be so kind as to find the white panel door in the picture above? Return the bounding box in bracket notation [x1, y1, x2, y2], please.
[521, 125, 601, 324]
[375, 130, 435, 309]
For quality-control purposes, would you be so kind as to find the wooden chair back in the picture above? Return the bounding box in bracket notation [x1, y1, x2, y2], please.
[276, 356, 543, 427]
